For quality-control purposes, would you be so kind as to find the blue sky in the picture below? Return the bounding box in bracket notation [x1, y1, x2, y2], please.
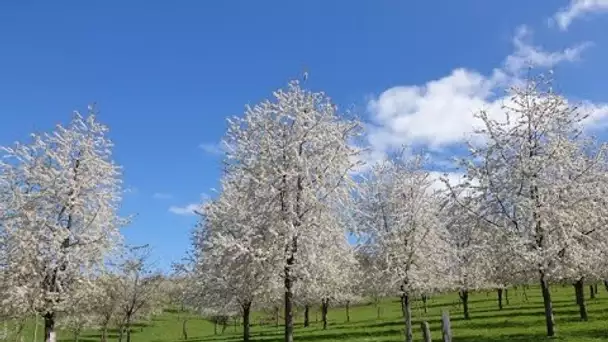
[1, 0, 607, 270]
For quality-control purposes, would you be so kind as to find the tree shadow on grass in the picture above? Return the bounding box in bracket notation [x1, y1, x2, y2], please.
[181, 327, 406, 342]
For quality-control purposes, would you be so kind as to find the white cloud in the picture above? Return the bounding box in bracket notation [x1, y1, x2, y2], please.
[153, 192, 173, 200]
[168, 203, 200, 216]
[199, 142, 225, 155]
[366, 24, 602, 155]
[553, 0, 608, 30]
[168, 193, 210, 216]
[504, 25, 591, 74]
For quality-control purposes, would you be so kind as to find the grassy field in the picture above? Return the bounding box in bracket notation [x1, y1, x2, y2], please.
[10, 284, 608, 342]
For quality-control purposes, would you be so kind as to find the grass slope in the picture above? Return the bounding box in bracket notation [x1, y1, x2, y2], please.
[11, 284, 608, 342]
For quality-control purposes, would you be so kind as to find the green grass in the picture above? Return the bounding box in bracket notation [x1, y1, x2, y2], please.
[9, 284, 608, 342]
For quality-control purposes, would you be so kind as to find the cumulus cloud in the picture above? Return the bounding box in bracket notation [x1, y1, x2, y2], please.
[553, 0, 608, 30]
[365, 24, 604, 156]
[153, 192, 173, 200]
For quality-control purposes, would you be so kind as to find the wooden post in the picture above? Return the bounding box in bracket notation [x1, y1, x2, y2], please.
[441, 310, 452, 342]
[421, 321, 432, 342]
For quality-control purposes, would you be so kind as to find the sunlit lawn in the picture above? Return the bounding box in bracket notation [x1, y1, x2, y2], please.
[10, 284, 608, 342]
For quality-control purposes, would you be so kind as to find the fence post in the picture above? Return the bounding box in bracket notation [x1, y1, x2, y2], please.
[441, 310, 452, 342]
[421, 321, 432, 342]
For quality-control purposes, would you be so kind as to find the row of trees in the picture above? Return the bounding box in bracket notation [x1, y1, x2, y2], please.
[187, 74, 608, 342]
[2, 72, 607, 342]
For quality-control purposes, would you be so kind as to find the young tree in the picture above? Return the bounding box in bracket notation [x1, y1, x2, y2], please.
[115, 245, 162, 342]
[0, 110, 125, 342]
[443, 73, 608, 336]
[222, 79, 362, 342]
[355, 153, 451, 342]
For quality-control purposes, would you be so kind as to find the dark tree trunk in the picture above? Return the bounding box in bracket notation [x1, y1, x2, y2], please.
[304, 305, 310, 327]
[421, 294, 428, 313]
[497, 288, 503, 310]
[44, 312, 55, 342]
[459, 290, 470, 320]
[594, 284, 598, 295]
[213, 320, 217, 335]
[182, 319, 188, 340]
[321, 298, 329, 330]
[401, 293, 412, 342]
[540, 271, 555, 337]
[574, 279, 588, 321]
[604, 279, 608, 292]
[345, 301, 350, 323]
[589, 285, 596, 299]
[284, 264, 294, 342]
[505, 288, 509, 305]
[242, 302, 251, 342]
[126, 328, 131, 342]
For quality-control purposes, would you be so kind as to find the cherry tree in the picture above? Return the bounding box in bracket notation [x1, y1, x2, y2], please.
[355, 153, 451, 342]
[443, 73, 608, 336]
[190, 170, 282, 342]
[443, 200, 494, 320]
[115, 245, 163, 342]
[222, 78, 362, 342]
[293, 208, 358, 330]
[0, 110, 125, 342]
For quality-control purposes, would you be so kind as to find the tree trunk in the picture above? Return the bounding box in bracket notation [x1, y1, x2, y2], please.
[126, 328, 131, 342]
[594, 284, 598, 296]
[304, 305, 310, 327]
[44, 312, 55, 342]
[441, 310, 452, 342]
[421, 321, 431, 342]
[604, 279, 608, 292]
[589, 285, 596, 299]
[242, 302, 251, 342]
[574, 279, 588, 321]
[73, 329, 80, 342]
[459, 290, 470, 320]
[401, 293, 412, 342]
[421, 294, 428, 313]
[540, 271, 555, 337]
[274, 306, 279, 328]
[284, 264, 294, 342]
[182, 319, 188, 340]
[523, 285, 529, 303]
[213, 320, 217, 335]
[101, 327, 107, 342]
[505, 288, 509, 305]
[321, 298, 329, 330]
[497, 288, 503, 310]
[345, 301, 350, 323]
